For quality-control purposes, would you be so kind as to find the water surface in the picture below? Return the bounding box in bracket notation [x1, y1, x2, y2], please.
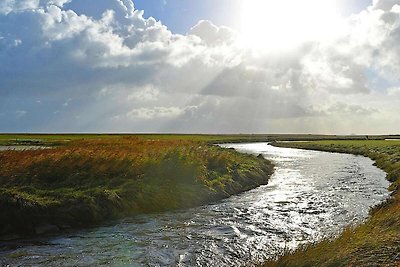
[0, 143, 390, 266]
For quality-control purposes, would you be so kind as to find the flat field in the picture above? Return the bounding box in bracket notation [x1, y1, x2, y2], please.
[1, 133, 398, 146]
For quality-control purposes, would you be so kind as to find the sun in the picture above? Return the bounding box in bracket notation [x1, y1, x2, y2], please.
[240, 0, 342, 50]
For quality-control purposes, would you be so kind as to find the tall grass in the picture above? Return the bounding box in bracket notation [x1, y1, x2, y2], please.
[0, 137, 273, 238]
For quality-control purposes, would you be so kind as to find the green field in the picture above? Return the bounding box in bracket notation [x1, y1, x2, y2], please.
[264, 140, 400, 266]
[1, 133, 399, 146]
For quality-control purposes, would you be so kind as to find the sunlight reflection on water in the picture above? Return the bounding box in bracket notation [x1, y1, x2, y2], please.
[0, 143, 390, 266]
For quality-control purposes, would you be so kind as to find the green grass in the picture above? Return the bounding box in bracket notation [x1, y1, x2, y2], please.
[1, 133, 399, 146]
[264, 140, 400, 266]
[0, 137, 274, 238]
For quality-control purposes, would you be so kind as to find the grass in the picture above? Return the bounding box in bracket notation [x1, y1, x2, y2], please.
[1, 133, 399, 146]
[2, 134, 400, 265]
[264, 140, 400, 266]
[0, 137, 274, 238]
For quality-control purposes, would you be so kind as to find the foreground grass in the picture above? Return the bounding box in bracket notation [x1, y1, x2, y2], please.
[264, 140, 400, 266]
[0, 137, 274, 239]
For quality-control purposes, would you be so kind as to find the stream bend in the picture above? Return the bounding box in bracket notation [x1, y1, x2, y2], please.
[0, 143, 390, 266]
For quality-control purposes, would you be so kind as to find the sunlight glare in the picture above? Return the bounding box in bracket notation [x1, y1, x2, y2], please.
[240, 0, 342, 50]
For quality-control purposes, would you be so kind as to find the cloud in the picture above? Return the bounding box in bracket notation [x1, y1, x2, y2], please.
[319, 102, 379, 116]
[15, 110, 27, 118]
[0, 0, 72, 14]
[125, 106, 188, 120]
[387, 86, 400, 95]
[189, 20, 237, 45]
[0, 0, 39, 14]
[373, 0, 400, 11]
[127, 85, 159, 102]
[0, 0, 399, 133]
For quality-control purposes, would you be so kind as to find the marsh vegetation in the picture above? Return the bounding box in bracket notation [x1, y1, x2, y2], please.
[0, 135, 398, 266]
[0, 137, 273, 238]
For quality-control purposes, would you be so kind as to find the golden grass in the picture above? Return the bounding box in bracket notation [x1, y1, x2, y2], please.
[0, 137, 273, 238]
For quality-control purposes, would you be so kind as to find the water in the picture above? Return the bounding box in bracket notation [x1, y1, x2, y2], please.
[0, 143, 390, 266]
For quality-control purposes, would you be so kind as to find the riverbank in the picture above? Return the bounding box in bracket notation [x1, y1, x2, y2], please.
[0, 137, 274, 239]
[264, 140, 400, 266]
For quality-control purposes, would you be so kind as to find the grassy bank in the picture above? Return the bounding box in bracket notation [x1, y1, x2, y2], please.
[0, 137, 274, 239]
[264, 140, 400, 266]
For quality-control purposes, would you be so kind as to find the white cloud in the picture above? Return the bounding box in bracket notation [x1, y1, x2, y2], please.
[317, 102, 379, 116]
[0, 0, 71, 15]
[0, 0, 39, 15]
[189, 20, 237, 45]
[387, 87, 400, 95]
[0, 0, 399, 133]
[126, 106, 184, 120]
[127, 85, 159, 102]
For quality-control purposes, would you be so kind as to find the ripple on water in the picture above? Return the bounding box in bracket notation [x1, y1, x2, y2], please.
[0, 143, 390, 266]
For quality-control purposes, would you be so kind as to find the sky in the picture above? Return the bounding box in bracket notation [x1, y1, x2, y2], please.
[0, 0, 399, 134]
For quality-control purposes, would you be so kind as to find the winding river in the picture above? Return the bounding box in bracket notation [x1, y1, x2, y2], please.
[0, 143, 390, 266]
